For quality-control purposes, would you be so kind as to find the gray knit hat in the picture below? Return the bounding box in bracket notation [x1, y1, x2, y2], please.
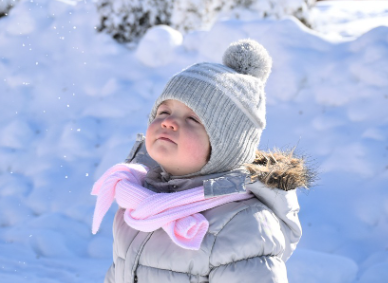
[149, 39, 272, 176]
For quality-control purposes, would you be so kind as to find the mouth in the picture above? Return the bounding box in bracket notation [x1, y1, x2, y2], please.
[157, 136, 176, 144]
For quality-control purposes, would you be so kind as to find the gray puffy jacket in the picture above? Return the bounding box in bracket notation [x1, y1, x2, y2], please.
[104, 136, 303, 283]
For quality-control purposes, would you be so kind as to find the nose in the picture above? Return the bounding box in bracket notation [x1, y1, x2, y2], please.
[161, 116, 178, 131]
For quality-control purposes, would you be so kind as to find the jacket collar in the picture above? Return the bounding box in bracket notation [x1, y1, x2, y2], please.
[144, 165, 250, 198]
[127, 134, 251, 197]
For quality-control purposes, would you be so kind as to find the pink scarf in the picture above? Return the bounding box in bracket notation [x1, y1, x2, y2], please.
[91, 163, 253, 250]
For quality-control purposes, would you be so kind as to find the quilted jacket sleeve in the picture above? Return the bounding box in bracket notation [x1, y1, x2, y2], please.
[209, 256, 288, 283]
[104, 215, 119, 283]
[104, 209, 121, 283]
[207, 198, 293, 283]
[247, 182, 302, 261]
[104, 263, 115, 283]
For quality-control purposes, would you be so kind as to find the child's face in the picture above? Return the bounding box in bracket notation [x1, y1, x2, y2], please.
[146, 99, 210, 176]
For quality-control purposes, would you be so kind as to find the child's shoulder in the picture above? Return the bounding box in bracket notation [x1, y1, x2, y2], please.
[202, 197, 285, 266]
[203, 196, 276, 234]
[201, 183, 302, 266]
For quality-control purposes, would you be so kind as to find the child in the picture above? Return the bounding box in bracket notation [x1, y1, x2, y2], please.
[92, 39, 309, 283]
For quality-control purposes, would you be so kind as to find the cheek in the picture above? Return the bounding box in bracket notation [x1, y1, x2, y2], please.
[145, 122, 157, 150]
[146, 121, 158, 137]
[182, 131, 210, 161]
[201, 140, 211, 162]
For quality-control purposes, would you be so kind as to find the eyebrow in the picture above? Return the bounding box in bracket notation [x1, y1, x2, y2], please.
[158, 101, 200, 120]
[159, 101, 170, 107]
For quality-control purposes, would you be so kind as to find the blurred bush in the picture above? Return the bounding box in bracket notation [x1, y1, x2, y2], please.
[0, 0, 19, 17]
[96, 0, 317, 44]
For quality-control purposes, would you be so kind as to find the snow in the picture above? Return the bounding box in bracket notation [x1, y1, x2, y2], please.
[0, 0, 388, 282]
[312, 1, 388, 40]
[135, 25, 183, 67]
[287, 249, 358, 283]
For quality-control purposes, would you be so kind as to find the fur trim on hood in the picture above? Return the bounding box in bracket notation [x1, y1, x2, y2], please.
[245, 150, 316, 191]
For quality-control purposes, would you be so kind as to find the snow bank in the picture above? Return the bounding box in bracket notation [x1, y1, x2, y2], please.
[135, 25, 183, 67]
[1, 0, 387, 282]
[287, 249, 358, 283]
[313, 1, 388, 40]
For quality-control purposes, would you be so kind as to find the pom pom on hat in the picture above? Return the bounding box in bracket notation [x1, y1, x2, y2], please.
[222, 39, 272, 82]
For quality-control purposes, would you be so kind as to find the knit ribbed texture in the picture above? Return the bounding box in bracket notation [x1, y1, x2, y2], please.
[91, 163, 253, 250]
[149, 39, 271, 176]
[149, 64, 264, 176]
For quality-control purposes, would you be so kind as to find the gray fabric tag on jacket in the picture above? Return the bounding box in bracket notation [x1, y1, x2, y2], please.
[125, 133, 145, 163]
[203, 173, 248, 198]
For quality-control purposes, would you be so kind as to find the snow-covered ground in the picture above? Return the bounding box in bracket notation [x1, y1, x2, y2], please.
[1, 0, 388, 282]
[312, 0, 388, 40]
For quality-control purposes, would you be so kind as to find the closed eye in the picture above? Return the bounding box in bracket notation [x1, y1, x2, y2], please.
[188, 116, 199, 123]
